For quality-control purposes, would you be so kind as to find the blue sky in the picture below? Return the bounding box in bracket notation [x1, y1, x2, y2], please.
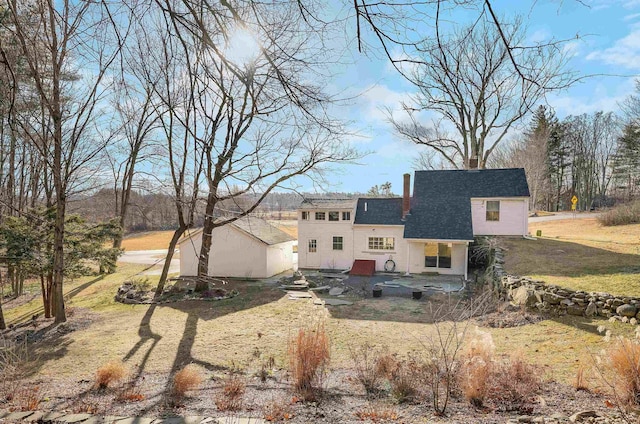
[310, 0, 640, 194]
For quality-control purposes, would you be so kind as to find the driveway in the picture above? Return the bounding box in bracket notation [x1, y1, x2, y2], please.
[528, 211, 601, 223]
[119, 249, 180, 276]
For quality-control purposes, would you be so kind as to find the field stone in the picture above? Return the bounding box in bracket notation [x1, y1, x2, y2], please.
[543, 292, 565, 305]
[329, 287, 344, 296]
[569, 410, 600, 422]
[567, 304, 586, 316]
[512, 286, 538, 307]
[585, 302, 597, 317]
[616, 304, 637, 317]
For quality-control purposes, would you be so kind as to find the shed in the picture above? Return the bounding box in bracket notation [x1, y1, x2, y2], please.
[178, 216, 296, 279]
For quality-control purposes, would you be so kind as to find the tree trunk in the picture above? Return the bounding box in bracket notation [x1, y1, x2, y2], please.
[40, 273, 51, 319]
[52, 201, 66, 323]
[0, 270, 5, 330]
[154, 227, 185, 298]
[197, 192, 217, 290]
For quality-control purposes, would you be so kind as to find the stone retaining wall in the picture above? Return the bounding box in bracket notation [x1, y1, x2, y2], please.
[489, 246, 640, 324]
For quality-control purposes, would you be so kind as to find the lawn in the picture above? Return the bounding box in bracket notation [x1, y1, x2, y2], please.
[503, 218, 640, 297]
[121, 230, 176, 251]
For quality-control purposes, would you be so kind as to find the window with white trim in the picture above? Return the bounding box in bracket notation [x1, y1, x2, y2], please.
[332, 236, 343, 250]
[486, 201, 500, 221]
[328, 211, 339, 221]
[368, 237, 394, 250]
[315, 212, 325, 220]
[301, 211, 309, 220]
[342, 211, 351, 221]
[308, 239, 317, 253]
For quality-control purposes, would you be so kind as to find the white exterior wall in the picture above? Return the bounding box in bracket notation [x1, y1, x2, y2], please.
[298, 209, 354, 270]
[352, 225, 407, 272]
[471, 197, 528, 236]
[179, 225, 293, 279]
[407, 242, 467, 275]
[266, 241, 295, 277]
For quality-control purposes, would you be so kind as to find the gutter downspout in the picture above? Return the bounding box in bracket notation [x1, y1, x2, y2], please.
[405, 241, 411, 276]
[464, 242, 469, 280]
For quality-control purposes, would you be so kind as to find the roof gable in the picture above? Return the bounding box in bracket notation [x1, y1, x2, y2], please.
[353, 198, 404, 225]
[179, 216, 295, 246]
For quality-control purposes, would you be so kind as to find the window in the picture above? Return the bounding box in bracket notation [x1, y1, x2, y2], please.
[328, 211, 339, 221]
[342, 211, 351, 221]
[424, 243, 452, 268]
[308, 239, 317, 253]
[315, 212, 325, 220]
[368, 237, 394, 250]
[486, 200, 500, 221]
[301, 211, 309, 220]
[332, 236, 343, 250]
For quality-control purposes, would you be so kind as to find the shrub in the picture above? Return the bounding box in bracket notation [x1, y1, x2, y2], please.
[609, 338, 640, 405]
[172, 364, 204, 397]
[486, 355, 541, 413]
[94, 360, 127, 389]
[263, 395, 295, 421]
[13, 386, 42, 411]
[386, 357, 422, 404]
[288, 322, 330, 400]
[215, 375, 246, 411]
[117, 377, 145, 403]
[598, 201, 640, 226]
[349, 343, 386, 395]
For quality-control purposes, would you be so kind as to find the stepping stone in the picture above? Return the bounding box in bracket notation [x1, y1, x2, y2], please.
[313, 299, 325, 306]
[114, 418, 156, 424]
[3, 411, 35, 421]
[287, 292, 312, 299]
[308, 286, 330, 292]
[323, 298, 353, 306]
[328, 287, 344, 296]
[82, 417, 126, 424]
[216, 417, 266, 424]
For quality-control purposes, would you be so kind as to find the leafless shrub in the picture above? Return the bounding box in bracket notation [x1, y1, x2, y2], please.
[116, 376, 145, 403]
[172, 364, 204, 398]
[13, 385, 43, 411]
[288, 322, 330, 401]
[215, 375, 246, 411]
[486, 354, 541, 413]
[262, 395, 295, 422]
[0, 338, 33, 399]
[599, 201, 640, 226]
[94, 360, 127, 389]
[349, 343, 387, 395]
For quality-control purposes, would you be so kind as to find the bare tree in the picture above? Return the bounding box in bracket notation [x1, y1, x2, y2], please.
[390, 16, 573, 169]
[5, 0, 128, 322]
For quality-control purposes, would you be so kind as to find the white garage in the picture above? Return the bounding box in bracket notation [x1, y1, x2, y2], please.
[178, 216, 296, 279]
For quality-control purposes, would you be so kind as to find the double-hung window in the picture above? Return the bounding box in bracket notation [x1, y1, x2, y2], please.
[486, 201, 500, 221]
[332, 236, 343, 250]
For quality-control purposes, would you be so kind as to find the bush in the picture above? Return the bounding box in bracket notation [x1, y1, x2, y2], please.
[215, 375, 246, 411]
[349, 343, 386, 395]
[13, 386, 42, 411]
[383, 356, 422, 404]
[117, 377, 145, 403]
[486, 355, 541, 413]
[609, 338, 640, 406]
[288, 322, 330, 400]
[598, 201, 640, 226]
[172, 364, 204, 397]
[263, 395, 295, 422]
[95, 360, 127, 389]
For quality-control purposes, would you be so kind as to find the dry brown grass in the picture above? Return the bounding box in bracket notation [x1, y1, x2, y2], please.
[120, 230, 177, 251]
[172, 364, 204, 397]
[609, 338, 640, 406]
[288, 322, 330, 400]
[459, 332, 494, 407]
[486, 354, 541, 413]
[574, 364, 589, 392]
[348, 343, 386, 394]
[354, 404, 399, 422]
[13, 386, 42, 411]
[215, 375, 246, 411]
[94, 360, 127, 389]
[271, 220, 297, 239]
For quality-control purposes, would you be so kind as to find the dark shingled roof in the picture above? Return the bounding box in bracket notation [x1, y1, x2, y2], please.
[404, 168, 529, 240]
[353, 198, 404, 225]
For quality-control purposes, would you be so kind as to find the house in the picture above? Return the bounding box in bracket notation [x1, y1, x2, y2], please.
[297, 168, 530, 279]
[179, 216, 296, 279]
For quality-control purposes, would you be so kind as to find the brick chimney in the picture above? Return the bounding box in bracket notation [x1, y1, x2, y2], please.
[402, 173, 411, 219]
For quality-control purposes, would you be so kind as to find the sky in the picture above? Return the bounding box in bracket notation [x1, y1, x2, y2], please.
[309, 0, 640, 195]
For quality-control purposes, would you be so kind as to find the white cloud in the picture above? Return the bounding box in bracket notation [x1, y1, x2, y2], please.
[546, 78, 635, 117]
[586, 24, 640, 69]
[623, 12, 640, 21]
[563, 40, 582, 58]
[359, 83, 414, 123]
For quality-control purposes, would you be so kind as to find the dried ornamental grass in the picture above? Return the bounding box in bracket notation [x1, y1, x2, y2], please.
[459, 330, 495, 407]
[94, 360, 127, 389]
[215, 375, 246, 411]
[172, 364, 204, 397]
[288, 322, 330, 400]
[609, 338, 640, 405]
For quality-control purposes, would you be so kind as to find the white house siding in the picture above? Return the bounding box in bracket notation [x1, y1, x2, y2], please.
[407, 241, 467, 275]
[266, 241, 295, 277]
[352, 225, 407, 272]
[471, 198, 528, 236]
[179, 226, 272, 278]
[298, 209, 354, 270]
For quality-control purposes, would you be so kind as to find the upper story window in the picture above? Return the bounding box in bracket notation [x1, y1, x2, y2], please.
[315, 212, 325, 220]
[368, 237, 394, 251]
[342, 211, 351, 221]
[328, 211, 339, 221]
[486, 201, 500, 221]
[301, 211, 310, 220]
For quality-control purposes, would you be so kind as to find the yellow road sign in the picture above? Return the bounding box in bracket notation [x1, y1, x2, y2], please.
[571, 204, 576, 211]
[571, 195, 578, 204]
